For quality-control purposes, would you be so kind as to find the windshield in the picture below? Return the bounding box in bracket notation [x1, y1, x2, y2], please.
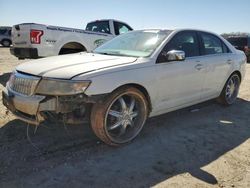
[93, 30, 171, 57]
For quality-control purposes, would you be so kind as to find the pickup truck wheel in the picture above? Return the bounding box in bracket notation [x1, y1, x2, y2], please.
[91, 87, 148, 146]
[2, 40, 11, 47]
[217, 73, 240, 105]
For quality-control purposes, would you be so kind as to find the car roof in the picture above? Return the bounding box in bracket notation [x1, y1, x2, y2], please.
[87, 19, 129, 24]
[130, 29, 222, 36]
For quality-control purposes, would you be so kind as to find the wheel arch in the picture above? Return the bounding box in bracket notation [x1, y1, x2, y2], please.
[111, 83, 152, 113]
[58, 42, 87, 55]
[231, 70, 242, 82]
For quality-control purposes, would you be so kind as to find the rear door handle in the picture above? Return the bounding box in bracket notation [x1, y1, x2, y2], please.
[195, 64, 204, 70]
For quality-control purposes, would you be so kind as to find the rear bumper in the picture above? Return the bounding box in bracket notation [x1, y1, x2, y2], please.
[10, 47, 39, 59]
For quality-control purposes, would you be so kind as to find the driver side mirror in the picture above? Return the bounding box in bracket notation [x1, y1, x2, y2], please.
[157, 50, 185, 63]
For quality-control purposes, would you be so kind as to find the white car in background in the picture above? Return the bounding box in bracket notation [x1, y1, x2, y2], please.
[3, 29, 246, 145]
[10, 19, 133, 59]
[0, 26, 12, 47]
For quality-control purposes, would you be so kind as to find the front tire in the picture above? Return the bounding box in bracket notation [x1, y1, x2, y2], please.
[217, 73, 241, 105]
[91, 87, 149, 146]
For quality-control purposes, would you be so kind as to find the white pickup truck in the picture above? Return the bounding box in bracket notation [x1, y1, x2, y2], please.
[10, 19, 133, 59]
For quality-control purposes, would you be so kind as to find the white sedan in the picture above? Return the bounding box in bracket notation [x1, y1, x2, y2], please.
[2, 29, 247, 145]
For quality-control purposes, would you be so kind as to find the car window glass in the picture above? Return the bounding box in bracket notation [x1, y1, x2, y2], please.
[222, 42, 230, 53]
[0, 29, 7, 34]
[201, 33, 223, 55]
[85, 21, 110, 34]
[114, 22, 132, 35]
[8, 30, 11, 36]
[162, 31, 199, 58]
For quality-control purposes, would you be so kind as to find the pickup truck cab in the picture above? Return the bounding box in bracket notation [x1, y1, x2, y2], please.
[10, 19, 133, 59]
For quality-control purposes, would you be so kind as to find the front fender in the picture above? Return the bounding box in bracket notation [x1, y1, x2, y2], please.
[79, 66, 158, 107]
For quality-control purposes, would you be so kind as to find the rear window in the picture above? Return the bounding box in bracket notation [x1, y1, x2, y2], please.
[227, 37, 247, 47]
[85, 21, 110, 34]
[0, 28, 7, 34]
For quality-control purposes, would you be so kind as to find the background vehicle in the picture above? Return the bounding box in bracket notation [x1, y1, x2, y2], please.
[10, 19, 133, 59]
[3, 29, 246, 145]
[225, 36, 250, 62]
[0, 26, 12, 47]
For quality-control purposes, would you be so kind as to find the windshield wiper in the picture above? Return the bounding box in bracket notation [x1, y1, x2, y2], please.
[94, 51, 139, 58]
[94, 52, 111, 55]
[95, 51, 124, 56]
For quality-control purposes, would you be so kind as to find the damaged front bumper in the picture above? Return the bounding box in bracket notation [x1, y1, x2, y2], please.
[2, 86, 106, 125]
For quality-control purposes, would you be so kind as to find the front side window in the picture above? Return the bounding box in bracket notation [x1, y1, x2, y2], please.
[86, 21, 111, 34]
[161, 31, 200, 58]
[201, 33, 224, 55]
[114, 22, 132, 35]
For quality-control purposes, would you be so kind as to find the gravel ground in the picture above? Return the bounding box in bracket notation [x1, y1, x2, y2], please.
[0, 47, 250, 188]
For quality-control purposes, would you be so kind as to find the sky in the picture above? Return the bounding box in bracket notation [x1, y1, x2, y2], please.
[1, 0, 250, 34]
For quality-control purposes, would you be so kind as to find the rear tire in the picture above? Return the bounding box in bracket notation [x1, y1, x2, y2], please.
[90, 86, 149, 146]
[217, 73, 241, 105]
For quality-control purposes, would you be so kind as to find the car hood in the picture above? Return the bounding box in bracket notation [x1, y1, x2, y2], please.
[16, 53, 137, 79]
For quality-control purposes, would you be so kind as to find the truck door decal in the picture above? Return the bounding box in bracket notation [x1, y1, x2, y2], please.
[94, 39, 107, 47]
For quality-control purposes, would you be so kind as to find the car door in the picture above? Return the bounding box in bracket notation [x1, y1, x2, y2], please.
[154, 31, 206, 112]
[198, 32, 233, 99]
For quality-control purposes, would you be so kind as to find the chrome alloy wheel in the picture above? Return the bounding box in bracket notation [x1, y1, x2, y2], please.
[104, 93, 146, 143]
[225, 74, 240, 104]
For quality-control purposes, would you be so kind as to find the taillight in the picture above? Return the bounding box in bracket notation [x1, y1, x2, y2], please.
[30, 30, 43, 44]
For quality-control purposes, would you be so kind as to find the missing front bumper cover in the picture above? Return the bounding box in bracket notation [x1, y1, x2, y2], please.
[2, 89, 107, 125]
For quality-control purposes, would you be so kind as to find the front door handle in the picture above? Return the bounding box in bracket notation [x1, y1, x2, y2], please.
[195, 64, 204, 70]
[227, 59, 233, 64]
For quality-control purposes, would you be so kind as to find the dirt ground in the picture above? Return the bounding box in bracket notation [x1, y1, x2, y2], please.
[0, 46, 250, 188]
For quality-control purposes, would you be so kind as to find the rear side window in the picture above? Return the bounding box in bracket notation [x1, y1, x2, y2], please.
[163, 31, 200, 57]
[200, 33, 226, 55]
[86, 21, 111, 34]
[222, 42, 230, 53]
[114, 22, 132, 35]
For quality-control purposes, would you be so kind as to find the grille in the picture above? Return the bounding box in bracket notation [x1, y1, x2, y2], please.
[9, 72, 40, 96]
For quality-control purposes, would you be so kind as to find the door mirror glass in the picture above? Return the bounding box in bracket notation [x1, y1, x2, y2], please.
[161, 50, 185, 62]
